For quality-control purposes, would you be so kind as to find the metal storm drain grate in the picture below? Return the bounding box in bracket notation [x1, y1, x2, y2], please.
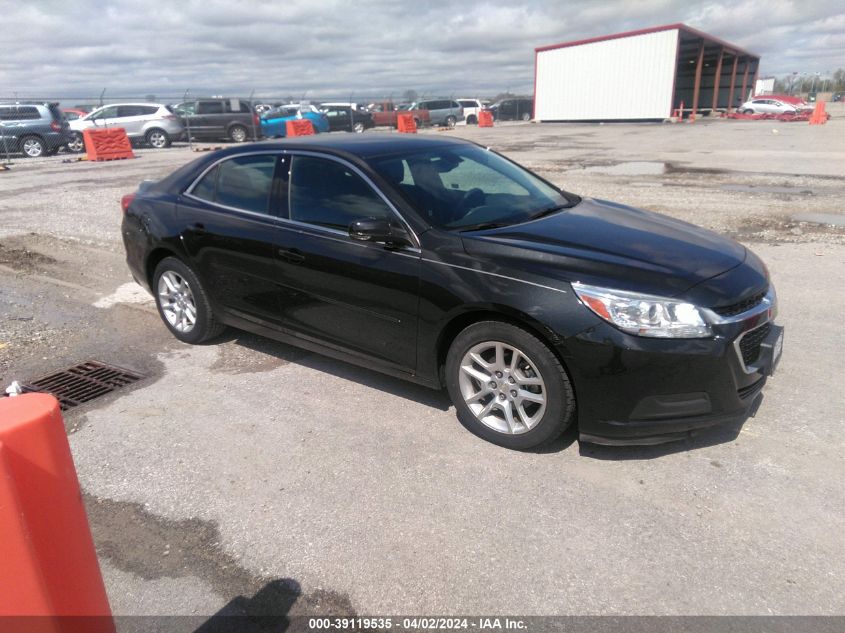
[22, 361, 145, 410]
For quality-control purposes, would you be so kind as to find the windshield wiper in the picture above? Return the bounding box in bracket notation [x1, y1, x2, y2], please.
[456, 222, 509, 232]
[527, 204, 568, 221]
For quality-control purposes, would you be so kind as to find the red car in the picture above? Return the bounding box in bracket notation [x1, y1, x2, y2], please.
[61, 108, 89, 121]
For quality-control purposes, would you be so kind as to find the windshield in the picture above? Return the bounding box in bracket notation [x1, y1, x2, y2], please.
[369, 144, 575, 230]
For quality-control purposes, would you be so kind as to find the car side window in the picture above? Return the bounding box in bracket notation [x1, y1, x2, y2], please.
[92, 106, 119, 120]
[289, 156, 393, 231]
[197, 101, 223, 115]
[117, 105, 145, 118]
[191, 165, 218, 202]
[215, 155, 276, 214]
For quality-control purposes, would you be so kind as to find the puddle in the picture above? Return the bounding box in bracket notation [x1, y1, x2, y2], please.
[722, 184, 815, 195]
[791, 213, 845, 227]
[581, 161, 668, 175]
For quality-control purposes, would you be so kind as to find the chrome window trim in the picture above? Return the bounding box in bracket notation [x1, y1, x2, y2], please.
[183, 148, 421, 249]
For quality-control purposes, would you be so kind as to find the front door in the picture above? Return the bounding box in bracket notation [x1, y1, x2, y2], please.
[274, 154, 420, 372]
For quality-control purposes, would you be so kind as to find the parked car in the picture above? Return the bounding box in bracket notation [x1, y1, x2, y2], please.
[832, 92, 843, 103]
[413, 99, 464, 127]
[456, 98, 489, 125]
[320, 105, 374, 133]
[739, 98, 798, 115]
[68, 103, 184, 152]
[0, 102, 73, 158]
[61, 108, 89, 121]
[367, 101, 430, 128]
[178, 98, 261, 143]
[260, 105, 329, 137]
[489, 98, 534, 121]
[320, 102, 367, 111]
[121, 134, 782, 449]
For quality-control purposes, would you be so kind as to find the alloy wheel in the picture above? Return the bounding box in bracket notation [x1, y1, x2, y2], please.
[148, 130, 168, 148]
[23, 138, 45, 157]
[157, 271, 197, 333]
[458, 341, 547, 434]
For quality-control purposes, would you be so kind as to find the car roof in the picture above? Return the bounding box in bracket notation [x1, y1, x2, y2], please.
[92, 102, 167, 108]
[215, 133, 475, 160]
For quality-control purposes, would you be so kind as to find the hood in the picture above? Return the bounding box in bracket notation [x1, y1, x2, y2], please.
[460, 198, 749, 299]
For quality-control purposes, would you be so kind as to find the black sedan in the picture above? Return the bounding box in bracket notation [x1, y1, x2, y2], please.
[321, 105, 374, 133]
[121, 135, 783, 449]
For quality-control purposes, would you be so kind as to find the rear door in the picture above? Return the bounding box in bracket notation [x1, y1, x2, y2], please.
[274, 153, 421, 371]
[115, 105, 148, 137]
[178, 152, 287, 326]
[191, 100, 224, 138]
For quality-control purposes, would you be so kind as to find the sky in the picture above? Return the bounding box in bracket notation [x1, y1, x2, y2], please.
[1, 0, 843, 101]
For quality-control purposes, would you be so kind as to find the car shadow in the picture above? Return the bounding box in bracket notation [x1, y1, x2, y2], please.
[224, 331, 452, 411]
[191, 578, 301, 633]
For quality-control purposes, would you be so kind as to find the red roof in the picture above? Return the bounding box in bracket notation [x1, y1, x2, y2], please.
[535, 23, 759, 59]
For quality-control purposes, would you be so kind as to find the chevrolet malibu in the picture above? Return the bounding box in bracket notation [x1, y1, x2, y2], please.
[121, 135, 783, 449]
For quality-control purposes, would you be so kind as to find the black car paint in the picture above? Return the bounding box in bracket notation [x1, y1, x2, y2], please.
[122, 134, 776, 444]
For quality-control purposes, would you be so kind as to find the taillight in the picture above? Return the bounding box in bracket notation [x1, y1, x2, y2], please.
[162, 114, 177, 120]
[50, 121, 61, 132]
[253, 113, 260, 126]
[121, 193, 136, 213]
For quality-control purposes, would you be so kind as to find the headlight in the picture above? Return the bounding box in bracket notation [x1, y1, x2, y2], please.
[572, 283, 712, 339]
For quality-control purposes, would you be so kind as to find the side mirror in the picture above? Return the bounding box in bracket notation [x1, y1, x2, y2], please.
[349, 218, 411, 247]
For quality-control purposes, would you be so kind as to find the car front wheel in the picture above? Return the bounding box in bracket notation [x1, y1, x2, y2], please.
[153, 257, 225, 344]
[445, 321, 575, 449]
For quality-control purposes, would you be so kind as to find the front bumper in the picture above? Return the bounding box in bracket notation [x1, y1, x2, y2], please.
[562, 291, 782, 445]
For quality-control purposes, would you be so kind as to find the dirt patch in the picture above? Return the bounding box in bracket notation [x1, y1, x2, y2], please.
[0, 242, 57, 272]
[210, 332, 312, 375]
[85, 494, 356, 616]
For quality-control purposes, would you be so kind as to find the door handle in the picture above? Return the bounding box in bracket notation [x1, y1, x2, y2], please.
[278, 248, 305, 263]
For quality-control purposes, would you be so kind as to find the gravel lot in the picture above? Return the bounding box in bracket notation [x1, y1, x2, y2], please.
[1, 111, 844, 622]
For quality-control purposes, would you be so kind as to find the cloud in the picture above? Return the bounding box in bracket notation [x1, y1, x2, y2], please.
[0, 0, 842, 102]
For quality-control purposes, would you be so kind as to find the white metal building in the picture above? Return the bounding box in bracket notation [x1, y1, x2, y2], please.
[534, 23, 760, 121]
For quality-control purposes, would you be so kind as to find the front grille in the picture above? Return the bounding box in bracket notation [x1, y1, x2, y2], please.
[739, 323, 771, 366]
[713, 289, 768, 317]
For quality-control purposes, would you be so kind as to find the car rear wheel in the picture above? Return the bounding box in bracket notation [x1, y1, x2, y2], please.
[353, 122, 365, 133]
[445, 321, 575, 449]
[153, 257, 225, 344]
[20, 136, 46, 158]
[67, 133, 85, 153]
[146, 128, 171, 149]
[521, 112, 531, 121]
[229, 125, 248, 143]
[743, 108, 755, 115]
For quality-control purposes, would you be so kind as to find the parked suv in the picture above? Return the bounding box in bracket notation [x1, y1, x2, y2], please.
[490, 98, 534, 121]
[178, 98, 261, 143]
[456, 98, 489, 125]
[0, 102, 73, 158]
[68, 103, 184, 152]
[414, 99, 464, 127]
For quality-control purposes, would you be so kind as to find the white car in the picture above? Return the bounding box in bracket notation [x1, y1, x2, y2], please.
[456, 98, 490, 125]
[739, 98, 798, 115]
[68, 103, 184, 151]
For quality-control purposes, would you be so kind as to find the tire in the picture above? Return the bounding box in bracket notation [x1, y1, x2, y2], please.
[152, 257, 225, 344]
[353, 122, 365, 134]
[67, 132, 85, 153]
[228, 125, 248, 143]
[145, 128, 171, 149]
[521, 112, 531, 122]
[742, 109, 755, 115]
[445, 321, 575, 450]
[413, 117, 421, 128]
[466, 115, 477, 125]
[445, 115, 457, 128]
[20, 135, 46, 158]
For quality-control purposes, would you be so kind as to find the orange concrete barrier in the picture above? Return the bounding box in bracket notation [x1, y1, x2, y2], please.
[809, 100, 828, 125]
[0, 393, 114, 632]
[82, 128, 135, 162]
[397, 113, 417, 133]
[478, 110, 494, 127]
[285, 119, 315, 137]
